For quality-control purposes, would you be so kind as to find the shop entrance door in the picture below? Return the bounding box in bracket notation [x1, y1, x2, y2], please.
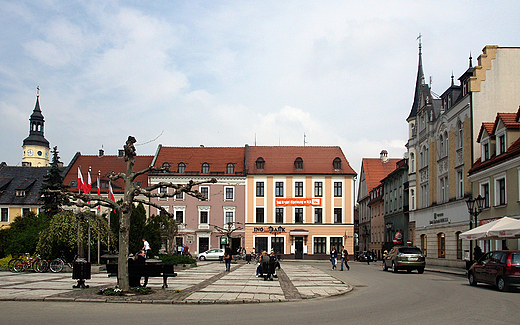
[255, 237, 268, 254]
[295, 236, 304, 259]
[199, 237, 209, 254]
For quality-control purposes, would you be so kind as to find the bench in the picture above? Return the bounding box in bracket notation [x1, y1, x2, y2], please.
[106, 263, 177, 288]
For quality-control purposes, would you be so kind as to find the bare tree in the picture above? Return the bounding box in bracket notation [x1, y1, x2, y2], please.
[210, 221, 244, 250]
[46, 136, 216, 291]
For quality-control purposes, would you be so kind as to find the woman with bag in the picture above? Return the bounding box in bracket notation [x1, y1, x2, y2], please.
[330, 246, 338, 270]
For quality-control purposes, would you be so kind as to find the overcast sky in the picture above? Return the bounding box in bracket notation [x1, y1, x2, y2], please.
[2, 0, 520, 176]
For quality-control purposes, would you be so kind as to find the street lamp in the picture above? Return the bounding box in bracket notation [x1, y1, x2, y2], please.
[466, 195, 485, 262]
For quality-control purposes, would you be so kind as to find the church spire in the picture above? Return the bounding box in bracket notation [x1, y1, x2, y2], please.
[407, 34, 425, 120]
[22, 87, 50, 166]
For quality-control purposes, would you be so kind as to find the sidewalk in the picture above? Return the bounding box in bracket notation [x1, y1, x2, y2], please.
[0, 261, 352, 304]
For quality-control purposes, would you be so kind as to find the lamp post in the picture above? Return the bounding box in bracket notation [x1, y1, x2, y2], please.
[466, 195, 485, 262]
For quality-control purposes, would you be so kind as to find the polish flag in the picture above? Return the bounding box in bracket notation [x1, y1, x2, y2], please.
[97, 174, 101, 210]
[108, 181, 115, 201]
[78, 166, 86, 193]
[85, 169, 92, 194]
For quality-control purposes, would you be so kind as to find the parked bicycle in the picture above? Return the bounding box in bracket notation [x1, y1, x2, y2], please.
[11, 253, 48, 273]
[49, 252, 79, 273]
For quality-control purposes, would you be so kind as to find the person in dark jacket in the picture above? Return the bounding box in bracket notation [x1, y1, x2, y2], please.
[330, 246, 338, 270]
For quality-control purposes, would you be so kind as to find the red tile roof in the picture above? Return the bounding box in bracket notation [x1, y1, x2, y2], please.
[63, 154, 153, 194]
[246, 146, 356, 175]
[469, 136, 520, 174]
[362, 158, 401, 192]
[493, 112, 520, 133]
[477, 122, 495, 143]
[152, 146, 245, 175]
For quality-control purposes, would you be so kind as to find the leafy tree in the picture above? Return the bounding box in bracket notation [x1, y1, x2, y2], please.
[129, 203, 147, 255]
[43, 136, 216, 291]
[2, 211, 49, 256]
[36, 210, 113, 259]
[40, 146, 69, 216]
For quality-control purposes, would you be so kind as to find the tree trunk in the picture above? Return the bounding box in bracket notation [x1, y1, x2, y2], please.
[117, 208, 131, 291]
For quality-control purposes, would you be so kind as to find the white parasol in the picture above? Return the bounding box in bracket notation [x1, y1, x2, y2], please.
[460, 216, 520, 240]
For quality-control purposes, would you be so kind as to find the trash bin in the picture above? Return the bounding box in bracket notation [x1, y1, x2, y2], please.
[72, 260, 91, 288]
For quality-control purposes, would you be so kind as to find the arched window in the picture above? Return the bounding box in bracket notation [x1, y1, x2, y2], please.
[437, 233, 445, 258]
[333, 157, 342, 169]
[439, 134, 445, 157]
[178, 162, 186, 173]
[201, 162, 209, 174]
[410, 153, 415, 173]
[294, 157, 303, 169]
[255, 157, 265, 169]
[227, 163, 234, 174]
[161, 162, 170, 173]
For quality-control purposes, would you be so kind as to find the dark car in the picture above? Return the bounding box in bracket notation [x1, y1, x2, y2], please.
[468, 250, 520, 292]
[382, 246, 425, 274]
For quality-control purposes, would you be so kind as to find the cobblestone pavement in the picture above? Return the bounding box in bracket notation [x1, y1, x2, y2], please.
[0, 261, 352, 304]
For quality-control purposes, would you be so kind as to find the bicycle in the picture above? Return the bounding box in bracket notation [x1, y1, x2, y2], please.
[11, 254, 48, 273]
[49, 252, 79, 273]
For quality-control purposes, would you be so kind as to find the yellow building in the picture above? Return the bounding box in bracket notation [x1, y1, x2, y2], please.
[244, 146, 357, 259]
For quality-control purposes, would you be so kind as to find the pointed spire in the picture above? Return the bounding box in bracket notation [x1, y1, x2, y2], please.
[407, 34, 425, 120]
[469, 52, 473, 68]
[23, 87, 49, 148]
[451, 72, 454, 86]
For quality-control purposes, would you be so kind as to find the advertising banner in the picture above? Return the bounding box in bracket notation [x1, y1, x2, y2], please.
[275, 198, 321, 206]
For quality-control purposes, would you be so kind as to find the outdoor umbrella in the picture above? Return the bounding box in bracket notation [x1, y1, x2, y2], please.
[460, 216, 520, 240]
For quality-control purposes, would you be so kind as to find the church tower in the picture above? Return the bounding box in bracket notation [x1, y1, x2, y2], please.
[22, 88, 50, 167]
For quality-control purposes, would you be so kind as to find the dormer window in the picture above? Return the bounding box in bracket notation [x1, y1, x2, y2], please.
[16, 190, 26, 197]
[333, 157, 342, 169]
[201, 162, 209, 174]
[178, 162, 186, 173]
[161, 162, 170, 172]
[294, 157, 303, 169]
[255, 157, 265, 169]
[498, 134, 506, 155]
[483, 142, 489, 161]
[227, 163, 235, 174]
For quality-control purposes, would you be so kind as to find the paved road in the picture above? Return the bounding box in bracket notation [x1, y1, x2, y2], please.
[1, 261, 518, 324]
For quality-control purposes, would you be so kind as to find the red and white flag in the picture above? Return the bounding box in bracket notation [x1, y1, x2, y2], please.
[97, 174, 101, 210]
[108, 181, 115, 201]
[85, 168, 92, 194]
[77, 166, 86, 193]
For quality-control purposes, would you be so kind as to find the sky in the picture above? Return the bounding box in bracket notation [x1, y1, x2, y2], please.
[2, 0, 520, 177]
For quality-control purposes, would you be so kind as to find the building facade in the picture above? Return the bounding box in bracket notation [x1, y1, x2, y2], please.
[22, 92, 50, 167]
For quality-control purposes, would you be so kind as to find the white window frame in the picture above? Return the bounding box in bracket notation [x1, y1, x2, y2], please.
[496, 131, 506, 155]
[494, 174, 507, 206]
[223, 206, 236, 225]
[0, 207, 8, 223]
[173, 205, 186, 225]
[159, 186, 168, 201]
[479, 180, 490, 209]
[199, 186, 210, 201]
[224, 186, 234, 201]
[294, 181, 304, 198]
[198, 206, 211, 226]
[456, 169, 464, 199]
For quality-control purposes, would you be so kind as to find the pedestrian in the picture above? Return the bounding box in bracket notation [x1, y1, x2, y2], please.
[256, 251, 267, 277]
[184, 245, 190, 257]
[142, 239, 150, 258]
[341, 246, 350, 271]
[330, 246, 338, 270]
[224, 245, 232, 271]
[366, 251, 371, 265]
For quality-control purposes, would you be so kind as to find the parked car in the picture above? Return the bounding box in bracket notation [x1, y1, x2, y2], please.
[468, 250, 520, 292]
[355, 251, 367, 262]
[197, 248, 225, 261]
[382, 246, 425, 274]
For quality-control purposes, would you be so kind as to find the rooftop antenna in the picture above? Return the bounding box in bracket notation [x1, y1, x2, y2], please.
[254, 133, 257, 146]
[303, 133, 307, 147]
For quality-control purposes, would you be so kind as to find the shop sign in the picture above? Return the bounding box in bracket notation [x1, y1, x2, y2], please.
[429, 212, 449, 225]
[253, 226, 286, 234]
[275, 198, 321, 206]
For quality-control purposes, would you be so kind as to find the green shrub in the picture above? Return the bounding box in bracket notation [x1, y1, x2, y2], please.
[159, 254, 196, 265]
[0, 255, 14, 269]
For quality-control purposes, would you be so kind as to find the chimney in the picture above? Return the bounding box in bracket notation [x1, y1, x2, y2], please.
[118, 149, 125, 158]
[99, 148, 104, 157]
[380, 150, 388, 163]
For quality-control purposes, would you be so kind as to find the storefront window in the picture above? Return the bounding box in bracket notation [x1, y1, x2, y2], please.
[314, 237, 326, 254]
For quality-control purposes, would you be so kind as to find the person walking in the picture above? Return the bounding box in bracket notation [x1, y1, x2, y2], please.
[142, 239, 150, 258]
[224, 245, 232, 271]
[341, 246, 350, 271]
[366, 251, 371, 265]
[330, 246, 338, 270]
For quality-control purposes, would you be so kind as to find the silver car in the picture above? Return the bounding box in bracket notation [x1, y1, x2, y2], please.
[382, 246, 425, 274]
[197, 248, 224, 261]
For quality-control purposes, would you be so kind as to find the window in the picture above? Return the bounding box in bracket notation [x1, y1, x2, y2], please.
[457, 121, 463, 149]
[201, 163, 209, 174]
[478, 182, 489, 209]
[200, 211, 208, 224]
[256, 182, 264, 197]
[439, 176, 448, 203]
[420, 234, 427, 257]
[457, 170, 464, 199]
[334, 182, 342, 197]
[437, 233, 445, 258]
[334, 208, 342, 223]
[256, 208, 264, 223]
[314, 237, 326, 254]
[22, 208, 30, 217]
[498, 134, 506, 155]
[483, 143, 489, 161]
[295, 208, 303, 223]
[161, 162, 170, 172]
[410, 189, 415, 210]
[314, 182, 323, 197]
[456, 232, 462, 260]
[439, 134, 445, 157]
[225, 187, 234, 200]
[200, 186, 209, 200]
[295, 182, 303, 197]
[16, 190, 26, 197]
[1, 208, 8, 222]
[275, 182, 284, 197]
[255, 157, 265, 169]
[294, 157, 303, 169]
[495, 177, 506, 206]
[333, 157, 342, 169]
[330, 237, 343, 252]
[175, 210, 184, 224]
[159, 186, 167, 200]
[275, 208, 284, 223]
[227, 163, 234, 174]
[410, 153, 415, 173]
[314, 208, 322, 223]
[271, 237, 284, 254]
[225, 211, 234, 224]
[178, 162, 186, 173]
